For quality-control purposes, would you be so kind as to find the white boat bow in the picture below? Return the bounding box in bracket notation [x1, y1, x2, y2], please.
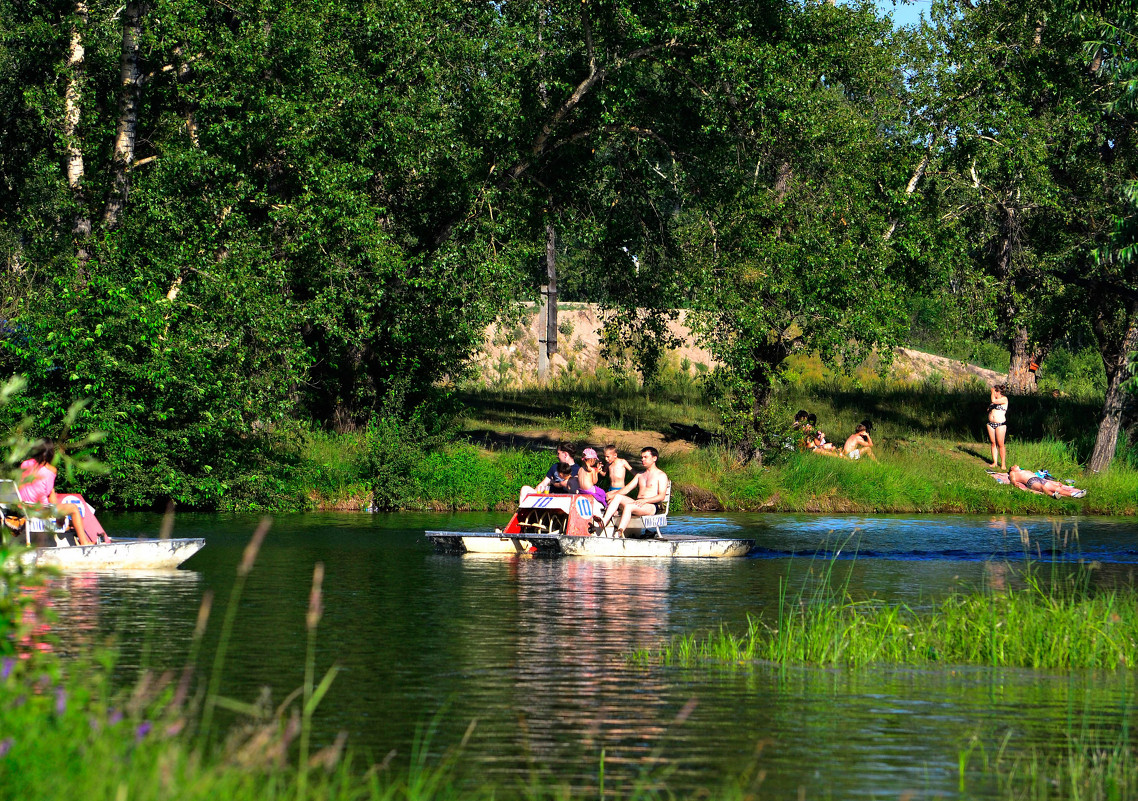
[20, 537, 206, 570]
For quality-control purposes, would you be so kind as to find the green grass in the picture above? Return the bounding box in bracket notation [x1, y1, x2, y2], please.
[634, 560, 1138, 670]
[284, 366, 1138, 514]
[974, 732, 1138, 801]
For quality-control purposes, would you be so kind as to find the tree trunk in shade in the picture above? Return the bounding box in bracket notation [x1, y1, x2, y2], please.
[1088, 302, 1138, 473]
[1007, 326, 1037, 394]
[103, 0, 143, 230]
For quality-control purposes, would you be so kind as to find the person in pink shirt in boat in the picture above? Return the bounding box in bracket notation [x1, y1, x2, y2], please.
[18, 440, 93, 545]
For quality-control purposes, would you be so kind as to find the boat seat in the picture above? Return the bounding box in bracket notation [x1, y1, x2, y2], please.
[601, 481, 671, 539]
[0, 478, 70, 546]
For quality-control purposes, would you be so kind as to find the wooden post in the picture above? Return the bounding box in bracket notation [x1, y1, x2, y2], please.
[545, 222, 558, 357]
[537, 222, 558, 381]
[537, 285, 549, 380]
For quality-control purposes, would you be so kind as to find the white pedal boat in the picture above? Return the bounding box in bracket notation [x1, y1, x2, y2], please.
[426, 485, 753, 559]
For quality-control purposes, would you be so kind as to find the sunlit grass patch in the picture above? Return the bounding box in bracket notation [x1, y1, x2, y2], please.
[635, 561, 1138, 670]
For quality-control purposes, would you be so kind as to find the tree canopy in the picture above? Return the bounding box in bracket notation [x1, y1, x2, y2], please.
[0, 0, 1135, 505]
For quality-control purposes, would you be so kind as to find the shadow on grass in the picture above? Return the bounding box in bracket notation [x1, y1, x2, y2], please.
[955, 444, 995, 466]
[463, 429, 564, 453]
[800, 385, 1102, 456]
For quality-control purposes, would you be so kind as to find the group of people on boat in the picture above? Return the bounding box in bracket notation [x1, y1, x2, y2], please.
[521, 441, 669, 537]
[795, 411, 877, 462]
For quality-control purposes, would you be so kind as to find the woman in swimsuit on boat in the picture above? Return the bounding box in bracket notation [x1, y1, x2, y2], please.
[986, 384, 1008, 471]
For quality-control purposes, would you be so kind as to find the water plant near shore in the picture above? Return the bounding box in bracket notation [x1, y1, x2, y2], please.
[636, 560, 1138, 670]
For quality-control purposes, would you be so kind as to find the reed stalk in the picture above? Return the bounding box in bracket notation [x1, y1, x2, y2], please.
[199, 517, 270, 746]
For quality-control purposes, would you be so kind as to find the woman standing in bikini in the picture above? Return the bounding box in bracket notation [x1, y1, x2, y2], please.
[987, 384, 1008, 470]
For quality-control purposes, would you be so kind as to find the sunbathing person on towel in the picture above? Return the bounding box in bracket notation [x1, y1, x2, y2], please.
[1007, 466, 1087, 499]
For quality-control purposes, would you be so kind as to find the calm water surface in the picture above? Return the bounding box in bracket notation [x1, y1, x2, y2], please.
[47, 512, 1138, 799]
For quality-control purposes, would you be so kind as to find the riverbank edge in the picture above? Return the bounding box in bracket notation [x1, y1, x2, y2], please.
[301, 438, 1138, 518]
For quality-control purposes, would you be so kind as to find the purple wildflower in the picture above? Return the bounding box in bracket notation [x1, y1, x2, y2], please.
[88, 715, 101, 733]
[1, 658, 13, 681]
[0, 738, 12, 758]
[108, 708, 122, 725]
[135, 721, 152, 742]
[55, 687, 67, 716]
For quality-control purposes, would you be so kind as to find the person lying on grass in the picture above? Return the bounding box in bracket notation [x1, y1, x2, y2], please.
[1007, 466, 1087, 499]
[841, 424, 877, 462]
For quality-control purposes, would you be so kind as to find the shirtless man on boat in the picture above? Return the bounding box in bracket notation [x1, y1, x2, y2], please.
[599, 447, 668, 537]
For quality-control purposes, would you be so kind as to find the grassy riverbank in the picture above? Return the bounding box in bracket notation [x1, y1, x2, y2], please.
[291, 373, 1138, 515]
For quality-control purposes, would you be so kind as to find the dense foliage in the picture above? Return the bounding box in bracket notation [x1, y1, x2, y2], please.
[0, 0, 1134, 507]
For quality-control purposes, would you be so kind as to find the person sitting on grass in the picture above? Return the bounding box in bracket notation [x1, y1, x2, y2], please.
[1007, 466, 1087, 499]
[842, 424, 877, 462]
[18, 439, 94, 546]
[599, 447, 669, 538]
[806, 430, 840, 455]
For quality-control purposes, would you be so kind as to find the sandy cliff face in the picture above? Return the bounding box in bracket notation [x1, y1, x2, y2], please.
[470, 304, 1005, 388]
[471, 305, 716, 386]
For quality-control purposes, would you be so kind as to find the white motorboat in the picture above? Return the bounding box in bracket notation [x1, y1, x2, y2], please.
[20, 537, 206, 570]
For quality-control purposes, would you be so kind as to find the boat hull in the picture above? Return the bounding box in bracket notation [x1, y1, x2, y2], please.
[20, 538, 206, 570]
[558, 533, 753, 558]
[426, 531, 753, 558]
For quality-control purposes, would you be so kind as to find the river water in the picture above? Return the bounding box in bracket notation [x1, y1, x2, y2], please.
[45, 512, 1138, 799]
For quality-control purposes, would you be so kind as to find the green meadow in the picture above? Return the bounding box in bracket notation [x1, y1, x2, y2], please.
[294, 366, 1138, 516]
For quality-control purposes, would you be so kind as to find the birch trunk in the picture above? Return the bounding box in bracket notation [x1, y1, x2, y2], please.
[883, 130, 937, 241]
[64, 1, 91, 266]
[103, 0, 143, 229]
[1088, 302, 1138, 473]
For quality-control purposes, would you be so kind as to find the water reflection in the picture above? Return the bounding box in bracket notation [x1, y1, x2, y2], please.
[36, 512, 1138, 799]
[47, 569, 203, 667]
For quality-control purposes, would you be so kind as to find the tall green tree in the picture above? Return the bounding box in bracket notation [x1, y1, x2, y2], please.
[674, 0, 911, 457]
[909, 0, 1137, 469]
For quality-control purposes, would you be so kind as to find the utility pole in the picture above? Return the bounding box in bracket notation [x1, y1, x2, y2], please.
[537, 222, 558, 380]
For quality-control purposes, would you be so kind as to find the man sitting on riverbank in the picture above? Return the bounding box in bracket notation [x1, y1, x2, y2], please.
[842, 424, 877, 461]
[1007, 466, 1087, 499]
